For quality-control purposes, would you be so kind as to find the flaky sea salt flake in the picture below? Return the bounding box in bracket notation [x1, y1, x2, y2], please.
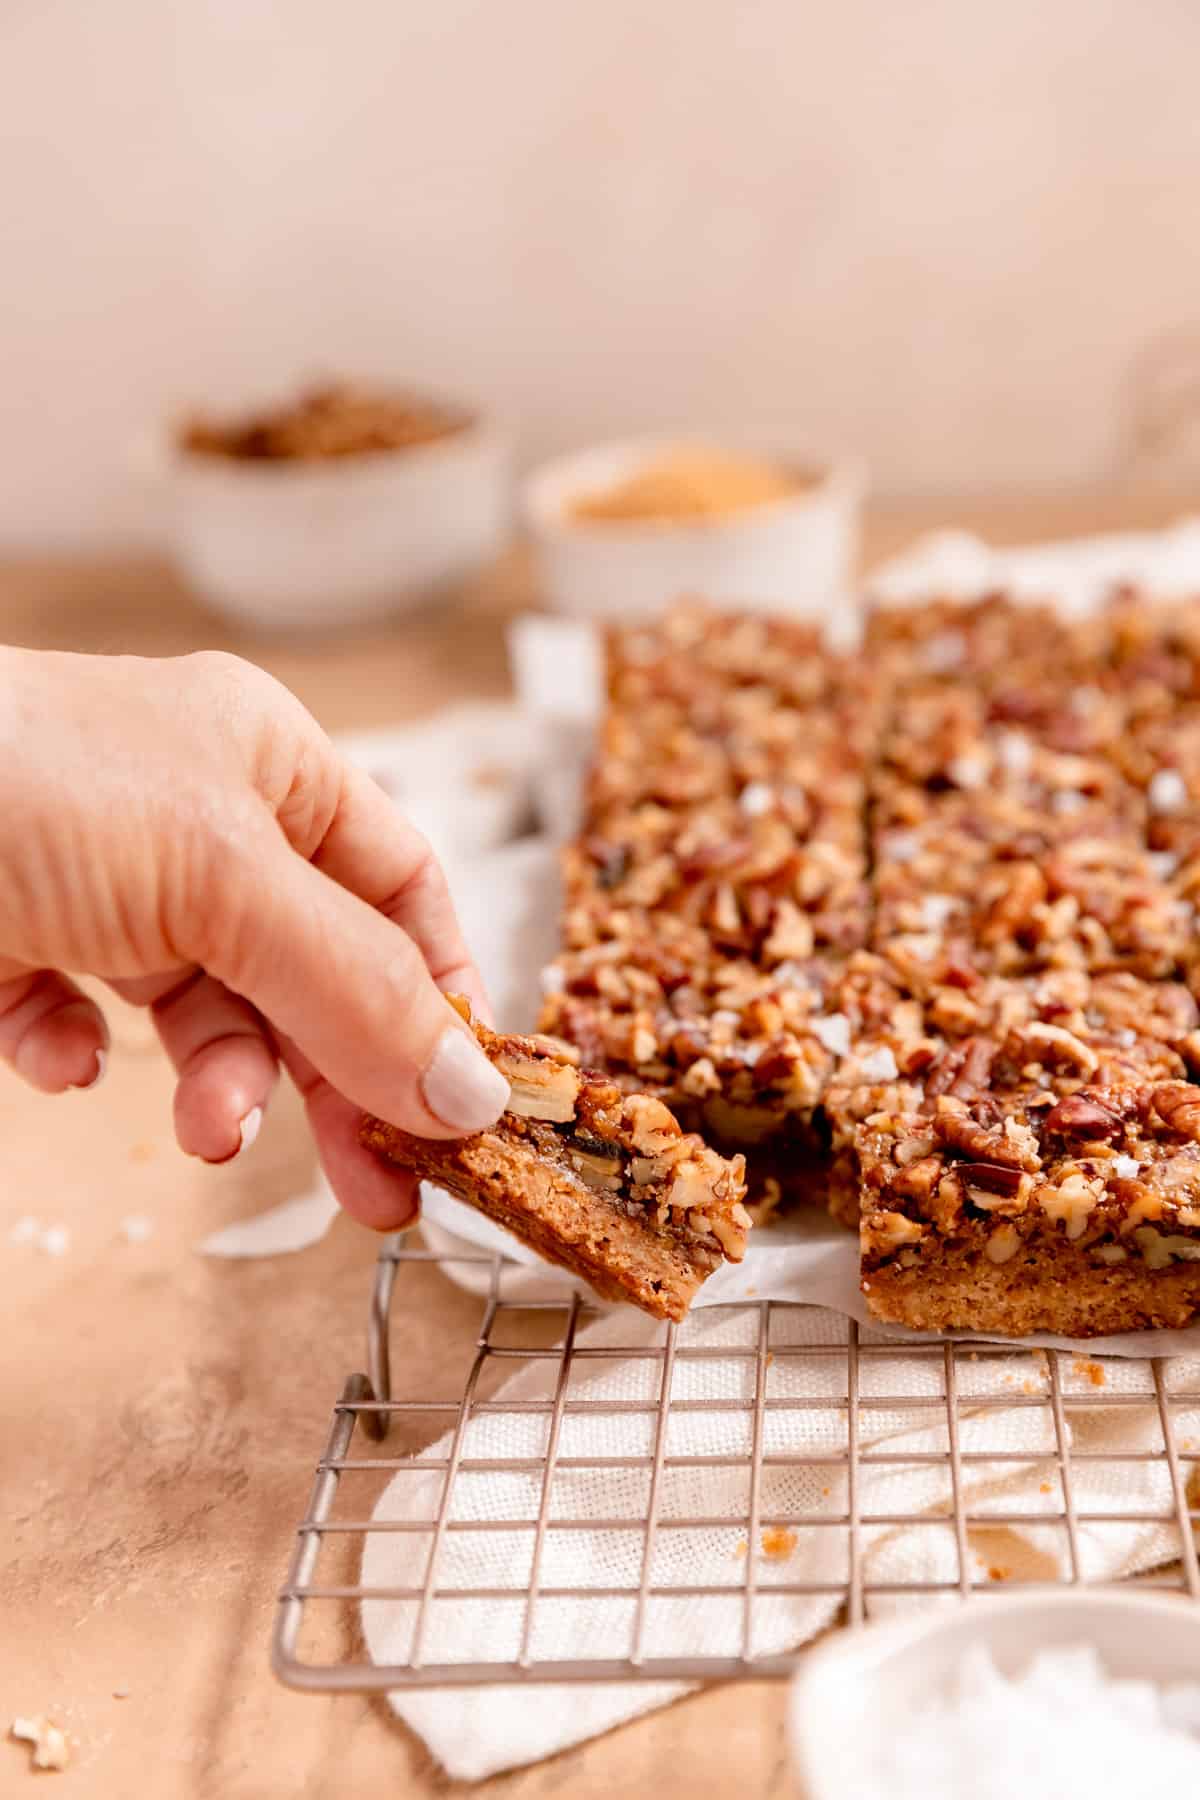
[1150, 768, 1188, 814]
[858, 1046, 899, 1082]
[948, 752, 989, 790]
[810, 1013, 851, 1057]
[738, 782, 774, 816]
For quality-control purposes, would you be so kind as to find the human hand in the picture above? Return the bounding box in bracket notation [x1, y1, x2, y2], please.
[0, 646, 509, 1228]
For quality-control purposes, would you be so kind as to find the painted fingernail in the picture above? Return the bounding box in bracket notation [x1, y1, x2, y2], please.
[421, 1027, 509, 1133]
[237, 1106, 263, 1154]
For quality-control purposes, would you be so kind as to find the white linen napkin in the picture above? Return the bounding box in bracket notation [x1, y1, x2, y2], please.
[361, 1298, 1200, 1779]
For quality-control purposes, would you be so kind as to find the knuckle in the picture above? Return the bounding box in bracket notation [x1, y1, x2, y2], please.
[165, 799, 276, 977]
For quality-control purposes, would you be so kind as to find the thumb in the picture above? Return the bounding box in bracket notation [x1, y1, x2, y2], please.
[196, 826, 509, 1138]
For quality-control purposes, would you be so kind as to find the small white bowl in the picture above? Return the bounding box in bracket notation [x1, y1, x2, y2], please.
[145, 413, 510, 633]
[522, 434, 865, 624]
[789, 1590, 1200, 1800]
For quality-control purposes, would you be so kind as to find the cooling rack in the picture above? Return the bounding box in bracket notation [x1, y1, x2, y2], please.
[272, 1236, 1200, 1692]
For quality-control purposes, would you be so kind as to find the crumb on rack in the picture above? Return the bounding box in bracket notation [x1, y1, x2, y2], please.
[1072, 1357, 1107, 1389]
[760, 1527, 798, 1560]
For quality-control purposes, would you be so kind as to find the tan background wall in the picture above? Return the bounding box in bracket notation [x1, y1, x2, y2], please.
[3, 0, 1199, 543]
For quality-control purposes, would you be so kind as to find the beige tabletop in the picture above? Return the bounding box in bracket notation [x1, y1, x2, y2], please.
[1, 487, 1196, 1798]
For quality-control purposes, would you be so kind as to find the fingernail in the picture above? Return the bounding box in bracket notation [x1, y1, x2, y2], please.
[237, 1106, 263, 1154]
[421, 1027, 509, 1133]
[72, 1047, 107, 1090]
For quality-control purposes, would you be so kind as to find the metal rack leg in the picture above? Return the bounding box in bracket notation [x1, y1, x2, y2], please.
[364, 1234, 402, 1441]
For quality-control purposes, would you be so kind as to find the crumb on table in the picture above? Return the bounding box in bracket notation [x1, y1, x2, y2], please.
[10, 1716, 71, 1771]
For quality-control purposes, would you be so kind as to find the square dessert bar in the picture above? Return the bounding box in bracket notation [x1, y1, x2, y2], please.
[858, 1080, 1200, 1338]
[540, 604, 888, 1207]
[360, 1000, 749, 1321]
[565, 605, 883, 964]
[868, 645, 1190, 984]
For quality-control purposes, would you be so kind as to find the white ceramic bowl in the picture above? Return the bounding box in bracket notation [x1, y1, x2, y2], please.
[147, 413, 510, 633]
[789, 1590, 1200, 1800]
[522, 434, 865, 623]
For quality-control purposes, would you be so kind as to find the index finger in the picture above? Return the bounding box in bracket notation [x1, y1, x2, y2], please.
[312, 763, 491, 1021]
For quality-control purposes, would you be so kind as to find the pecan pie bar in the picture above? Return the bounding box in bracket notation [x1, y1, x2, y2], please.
[360, 1000, 750, 1321]
[859, 1081, 1200, 1337]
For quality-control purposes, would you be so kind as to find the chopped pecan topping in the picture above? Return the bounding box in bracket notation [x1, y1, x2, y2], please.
[890, 1154, 942, 1201]
[984, 1223, 1023, 1264]
[497, 1052, 582, 1123]
[1014, 1022, 1100, 1075]
[959, 1161, 1031, 1207]
[863, 1209, 926, 1253]
[1042, 1091, 1125, 1140]
[924, 1036, 997, 1100]
[1152, 1083, 1200, 1141]
[622, 1093, 683, 1154]
[565, 1136, 624, 1191]
[932, 1111, 1040, 1172]
[1036, 1168, 1104, 1239]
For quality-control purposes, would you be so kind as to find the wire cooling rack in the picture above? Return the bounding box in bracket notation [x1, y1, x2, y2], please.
[272, 1237, 1200, 1692]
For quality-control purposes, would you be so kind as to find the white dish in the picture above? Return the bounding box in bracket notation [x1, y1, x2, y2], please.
[789, 1590, 1200, 1800]
[143, 411, 510, 633]
[522, 433, 865, 624]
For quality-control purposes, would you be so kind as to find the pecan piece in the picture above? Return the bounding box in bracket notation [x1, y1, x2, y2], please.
[1042, 1091, 1125, 1140]
[1036, 1168, 1104, 1239]
[959, 1160, 1026, 1195]
[890, 1154, 942, 1202]
[622, 1092, 683, 1155]
[1153, 1082, 1200, 1141]
[1015, 1022, 1100, 1075]
[960, 1162, 1032, 1211]
[496, 1052, 581, 1123]
[862, 1209, 926, 1254]
[978, 861, 1046, 943]
[985, 1223, 1023, 1264]
[564, 1134, 624, 1191]
[932, 1111, 1040, 1172]
[588, 841, 632, 889]
[924, 1036, 997, 1101]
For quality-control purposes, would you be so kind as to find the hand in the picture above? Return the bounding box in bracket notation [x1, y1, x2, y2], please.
[0, 646, 508, 1229]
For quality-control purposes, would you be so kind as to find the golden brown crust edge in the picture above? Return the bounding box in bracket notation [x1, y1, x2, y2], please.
[360, 1116, 714, 1321]
[862, 1245, 1200, 1338]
